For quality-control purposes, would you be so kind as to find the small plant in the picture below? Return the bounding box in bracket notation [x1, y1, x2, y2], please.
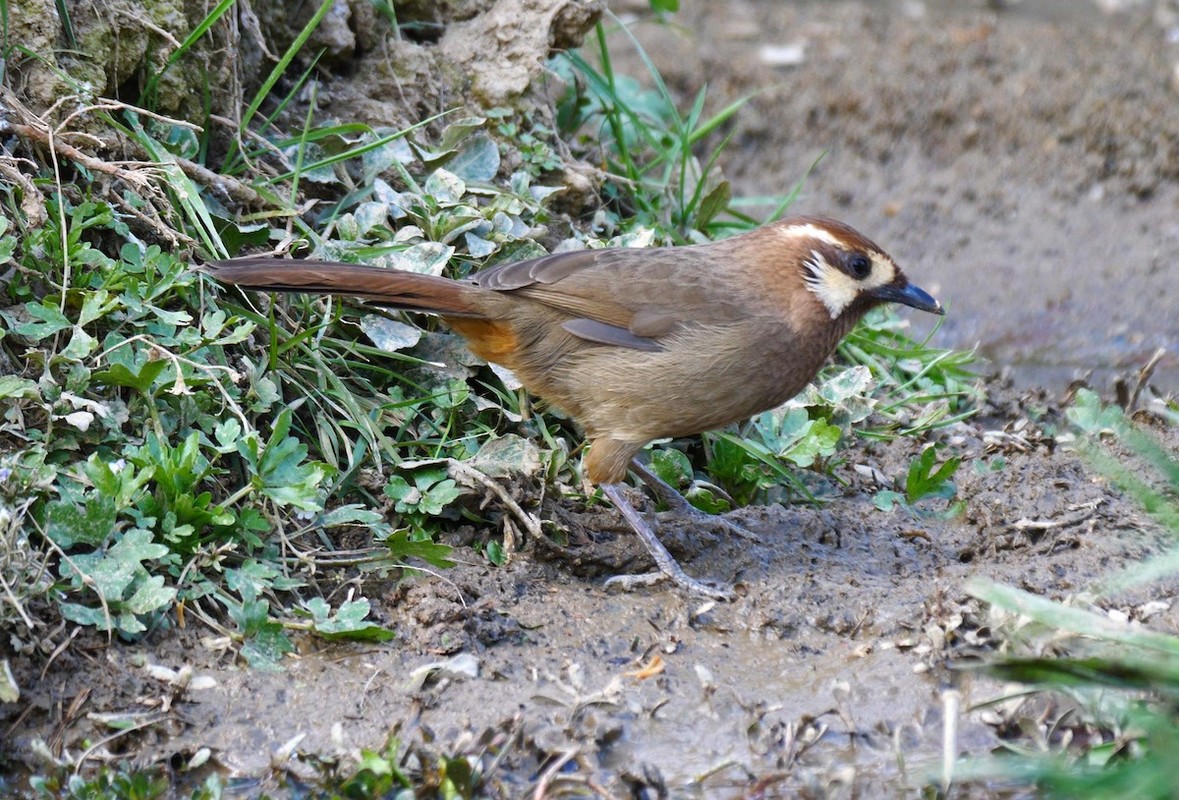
[553, 13, 758, 242]
[873, 444, 963, 516]
[957, 391, 1179, 797]
[844, 307, 979, 438]
[56, 529, 178, 636]
[384, 466, 465, 531]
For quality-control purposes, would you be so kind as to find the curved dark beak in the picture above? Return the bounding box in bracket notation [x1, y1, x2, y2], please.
[873, 281, 944, 315]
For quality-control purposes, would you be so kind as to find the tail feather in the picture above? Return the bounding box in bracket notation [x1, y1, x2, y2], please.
[201, 258, 487, 317]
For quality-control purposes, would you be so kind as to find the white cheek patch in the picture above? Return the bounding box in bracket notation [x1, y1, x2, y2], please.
[803, 251, 898, 319]
[804, 251, 859, 319]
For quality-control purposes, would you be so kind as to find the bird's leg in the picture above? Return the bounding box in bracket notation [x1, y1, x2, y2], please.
[600, 483, 735, 600]
[628, 458, 762, 542]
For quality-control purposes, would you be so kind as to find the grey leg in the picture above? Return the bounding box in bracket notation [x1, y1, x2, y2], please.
[600, 483, 735, 600]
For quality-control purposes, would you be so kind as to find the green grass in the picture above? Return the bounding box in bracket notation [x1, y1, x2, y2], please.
[954, 390, 1179, 798]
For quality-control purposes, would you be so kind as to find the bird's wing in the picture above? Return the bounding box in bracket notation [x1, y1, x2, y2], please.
[473, 246, 742, 349]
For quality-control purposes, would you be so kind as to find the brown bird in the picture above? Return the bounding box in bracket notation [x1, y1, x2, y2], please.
[203, 215, 943, 598]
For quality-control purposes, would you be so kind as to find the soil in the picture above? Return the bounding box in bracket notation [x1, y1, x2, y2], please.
[4, 1, 1179, 797]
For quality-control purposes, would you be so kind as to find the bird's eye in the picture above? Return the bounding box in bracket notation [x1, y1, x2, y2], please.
[848, 254, 872, 279]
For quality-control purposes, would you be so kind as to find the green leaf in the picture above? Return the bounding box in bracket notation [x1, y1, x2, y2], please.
[782, 418, 841, 467]
[694, 180, 731, 228]
[228, 592, 269, 635]
[59, 602, 115, 629]
[12, 301, 71, 340]
[414, 116, 487, 162]
[423, 169, 465, 204]
[385, 529, 454, 568]
[1066, 387, 1123, 435]
[202, 312, 258, 347]
[684, 485, 730, 514]
[0, 233, 15, 266]
[447, 132, 501, 182]
[469, 435, 543, 480]
[46, 497, 117, 547]
[360, 315, 422, 352]
[85, 556, 139, 604]
[94, 359, 169, 394]
[649, 448, 693, 491]
[59, 326, 96, 361]
[484, 539, 506, 566]
[256, 410, 326, 511]
[905, 446, 961, 503]
[144, 304, 192, 327]
[318, 504, 384, 526]
[386, 241, 455, 276]
[419, 479, 462, 516]
[226, 561, 282, 601]
[108, 527, 170, 566]
[214, 215, 271, 254]
[226, 585, 295, 668]
[251, 375, 281, 409]
[384, 467, 463, 519]
[122, 574, 176, 615]
[303, 597, 395, 642]
[214, 418, 243, 452]
[362, 133, 415, 181]
[384, 475, 414, 507]
[0, 376, 38, 399]
[84, 454, 154, 510]
[77, 290, 118, 327]
[874, 490, 904, 512]
[240, 627, 295, 672]
[465, 232, 497, 258]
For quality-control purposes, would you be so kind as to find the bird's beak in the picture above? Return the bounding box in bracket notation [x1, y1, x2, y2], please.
[873, 281, 944, 315]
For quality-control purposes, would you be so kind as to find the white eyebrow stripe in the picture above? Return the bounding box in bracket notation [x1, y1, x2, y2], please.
[776, 222, 842, 247]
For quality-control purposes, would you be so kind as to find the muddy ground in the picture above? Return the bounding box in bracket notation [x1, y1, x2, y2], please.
[5, 1, 1179, 797]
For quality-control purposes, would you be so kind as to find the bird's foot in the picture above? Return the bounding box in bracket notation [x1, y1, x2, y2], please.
[604, 570, 735, 601]
[601, 483, 738, 601]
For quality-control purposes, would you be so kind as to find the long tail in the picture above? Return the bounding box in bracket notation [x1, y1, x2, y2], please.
[201, 258, 487, 317]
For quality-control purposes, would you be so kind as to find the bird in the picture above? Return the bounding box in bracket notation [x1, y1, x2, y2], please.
[202, 215, 943, 599]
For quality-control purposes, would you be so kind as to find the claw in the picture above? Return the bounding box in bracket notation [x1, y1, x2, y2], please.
[601, 483, 737, 600]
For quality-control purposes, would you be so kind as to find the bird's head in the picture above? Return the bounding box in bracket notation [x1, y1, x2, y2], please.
[779, 216, 943, 324]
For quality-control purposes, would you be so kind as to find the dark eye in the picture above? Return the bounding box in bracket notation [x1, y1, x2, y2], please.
[848, 254, 872, 279]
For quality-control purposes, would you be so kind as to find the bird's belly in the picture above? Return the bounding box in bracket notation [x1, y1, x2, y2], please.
[556, 325, 829, 441]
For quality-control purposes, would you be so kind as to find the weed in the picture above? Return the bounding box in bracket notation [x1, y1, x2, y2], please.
[553, 13, 756, 241]
[384, 466, 463, 531]
[958, 390, 1179, 796]
[871, 443, 963, 517]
